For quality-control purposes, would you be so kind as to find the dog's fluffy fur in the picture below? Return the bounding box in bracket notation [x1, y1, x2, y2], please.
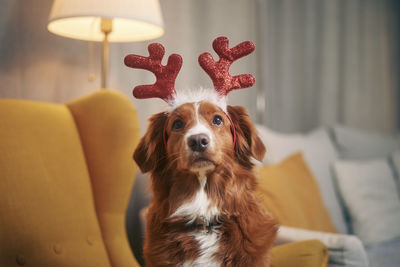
[134, 99, 278, 267]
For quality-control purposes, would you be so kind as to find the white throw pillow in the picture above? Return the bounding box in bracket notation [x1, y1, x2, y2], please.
[276, 226, 369, 267]
[332, 125, 400, 159]
[256, 125, 348, 234]
[333, 159, 400, 245]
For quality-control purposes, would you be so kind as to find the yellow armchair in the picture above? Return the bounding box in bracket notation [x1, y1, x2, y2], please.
[0, 90, 140, 267]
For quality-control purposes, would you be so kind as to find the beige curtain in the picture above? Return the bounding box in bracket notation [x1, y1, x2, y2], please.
[258, 0, 398, 133]
[0, 0, 398, 134]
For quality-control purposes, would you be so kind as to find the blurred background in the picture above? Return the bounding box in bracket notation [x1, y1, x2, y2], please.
[1, 0, 400, 265]
[1, 0, 399, 135]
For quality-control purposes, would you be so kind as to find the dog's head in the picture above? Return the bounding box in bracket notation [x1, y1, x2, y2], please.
[126, 37, 264, 174]
[134, 100, 265, 174]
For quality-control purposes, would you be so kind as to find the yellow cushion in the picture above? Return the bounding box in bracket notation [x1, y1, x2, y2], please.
[67, 90, 140, 267]
[257, 153, 337, 233]
[271, 240, 329, 267]
[0, 100, 111, 266]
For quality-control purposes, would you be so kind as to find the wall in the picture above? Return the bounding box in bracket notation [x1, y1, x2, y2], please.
[1, 0, 398, 134]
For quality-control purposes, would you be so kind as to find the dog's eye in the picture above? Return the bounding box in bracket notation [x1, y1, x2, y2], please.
[212, 115, 224, 126]
[172, 119, 184, 131]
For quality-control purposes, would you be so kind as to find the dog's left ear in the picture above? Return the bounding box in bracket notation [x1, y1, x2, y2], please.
[227, 105, 266, 167]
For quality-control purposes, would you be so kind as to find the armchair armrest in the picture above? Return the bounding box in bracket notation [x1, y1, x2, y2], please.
[277, 226, 369, 267]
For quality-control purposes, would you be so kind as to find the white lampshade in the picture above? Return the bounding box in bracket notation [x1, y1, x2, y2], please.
[47, 0, 164, 42]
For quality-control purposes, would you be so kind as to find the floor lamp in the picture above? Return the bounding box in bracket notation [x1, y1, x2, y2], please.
[47, 0, 164, 89]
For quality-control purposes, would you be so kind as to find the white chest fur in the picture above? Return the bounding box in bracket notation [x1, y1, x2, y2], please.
[187, 231, 220, 266]
[171, 175, 219, 224]
[171, 174, 221, 266]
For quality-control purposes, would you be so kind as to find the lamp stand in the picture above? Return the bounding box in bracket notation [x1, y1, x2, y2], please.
[101, 18, 113, 89]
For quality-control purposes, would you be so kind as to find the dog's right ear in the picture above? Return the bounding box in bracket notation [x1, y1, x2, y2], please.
[134, 112, 168, 173]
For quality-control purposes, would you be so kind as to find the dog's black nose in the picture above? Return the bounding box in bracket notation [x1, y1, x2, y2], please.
[188, 134, 210, 152]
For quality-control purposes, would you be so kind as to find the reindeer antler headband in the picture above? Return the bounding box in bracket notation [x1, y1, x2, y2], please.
[124, 36, 255, 108]
[124, 36, 255, 147]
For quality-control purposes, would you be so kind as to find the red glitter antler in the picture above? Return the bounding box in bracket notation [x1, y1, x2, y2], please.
[124, 43, 183, 102]
[198, 36, 255, 97]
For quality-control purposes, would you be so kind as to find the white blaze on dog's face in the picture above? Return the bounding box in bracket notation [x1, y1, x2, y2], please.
[164, 101, 234, 173]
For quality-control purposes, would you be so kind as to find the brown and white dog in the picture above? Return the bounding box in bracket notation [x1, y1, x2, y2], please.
[125, 37, 278, 267]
